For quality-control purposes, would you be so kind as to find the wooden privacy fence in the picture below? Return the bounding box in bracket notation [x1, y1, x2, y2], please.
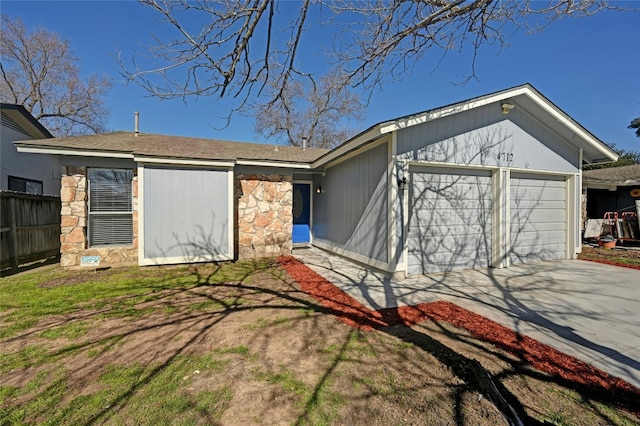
[1, 191, 61, 270]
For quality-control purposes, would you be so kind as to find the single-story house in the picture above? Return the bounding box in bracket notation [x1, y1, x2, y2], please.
[1, 103, 59, 195]
[582, 164, 640, 220]
[15, 84, 618, 275]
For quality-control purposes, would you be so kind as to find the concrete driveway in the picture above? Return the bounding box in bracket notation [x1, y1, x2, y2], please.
[293, 247, 640, 389]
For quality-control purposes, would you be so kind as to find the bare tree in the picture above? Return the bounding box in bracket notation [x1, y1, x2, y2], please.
[332, 0, 620, 89]
[254, 69, 364, 149]
[124, 1, 618, 105]
[0, 16, 111, 136]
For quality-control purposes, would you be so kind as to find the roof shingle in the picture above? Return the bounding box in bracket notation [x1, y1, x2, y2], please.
[583, 164, 640, 184]
[15, 131, 328, 163]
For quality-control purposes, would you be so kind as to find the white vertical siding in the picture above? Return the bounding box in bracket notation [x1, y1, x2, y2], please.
[313, 141, 389, 265]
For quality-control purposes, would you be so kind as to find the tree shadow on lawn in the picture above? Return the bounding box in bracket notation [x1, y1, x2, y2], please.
[280, 256, 640, 424]
[2, 257, 639, 425]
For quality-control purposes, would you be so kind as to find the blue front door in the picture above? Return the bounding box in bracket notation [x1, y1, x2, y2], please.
[292, 183, 311, 244]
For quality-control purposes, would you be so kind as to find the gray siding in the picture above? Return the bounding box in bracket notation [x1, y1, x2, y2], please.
[407, 167, 492, 275]
[1, 126, 60, 196]
[313, 142, 388, 263]
[143, 166, 230, 261]
[396, 104, 579, 173]
[509, 173, 566, 264]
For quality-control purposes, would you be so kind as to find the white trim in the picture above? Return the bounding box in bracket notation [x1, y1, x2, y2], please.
[582, 182, 626, 190]
[503, 169, 511, 268]
[493, 168, 506, 268]
[523, 90, 618, 161]
[388, 132, 398, 272]
[408, 160, 499, 173]
[401, 161, 410, 274]
[578, 147, 584, 251]
[313, 239, 392, 273]
[237, 159, 313, 169]
[139, 253, 233, 267]
[566, 174, 575, 259]
[292, 180, 313, 246]
[313, 85, 616, 170]
[227, 169, 235, 258]
[312, 128, 384, 168]
[137, 165, 145, 266]
[16, 145, 133, 159]
[137, 163, 235, 266]
[507, 167, 576, 178]
[321, 137, 389, 170]
[134, 156, 235, 168]
[407, 160, 578, 177]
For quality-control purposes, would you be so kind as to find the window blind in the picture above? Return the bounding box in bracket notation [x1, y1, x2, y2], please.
[88, 168, 133, 247]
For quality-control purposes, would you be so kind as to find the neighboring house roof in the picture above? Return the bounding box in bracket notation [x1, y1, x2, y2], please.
[314, 83, 618, 168]
[583, 164, 640, 186]
[15, 131, 328, 167]
[1, 103, 54, 139]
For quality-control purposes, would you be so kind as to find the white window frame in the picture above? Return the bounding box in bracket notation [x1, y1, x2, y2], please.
[87, 168, 133, 247]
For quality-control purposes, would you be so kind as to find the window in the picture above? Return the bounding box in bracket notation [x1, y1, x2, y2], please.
[8, 176, 43, 194]
[88, 168, 133, 247]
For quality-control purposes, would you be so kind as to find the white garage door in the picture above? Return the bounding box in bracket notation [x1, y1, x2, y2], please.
[509, 173, 566, 265]
[407, 167, 493, 275]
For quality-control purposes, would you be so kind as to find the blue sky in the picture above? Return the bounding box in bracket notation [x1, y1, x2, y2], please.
[2, 0, 639, 153]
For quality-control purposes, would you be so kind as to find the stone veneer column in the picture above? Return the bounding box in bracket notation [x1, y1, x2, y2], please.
[60, 166, 87, 267]
[59, 166, 139, 267]
[235, 174, 293, 259]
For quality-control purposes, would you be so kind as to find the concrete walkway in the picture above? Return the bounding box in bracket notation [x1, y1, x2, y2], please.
[293, 247, 640, 389]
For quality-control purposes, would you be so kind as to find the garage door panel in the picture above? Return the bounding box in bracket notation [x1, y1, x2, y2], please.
[411, 199, 492, 212]
[513, 230, 566, 243]
[512, 200, 566, 210]
[510, 245, 565, 263]
[512, 210, 566, 224]
[412, 234, 491, 251]
[408, 223, 490, 237]
[407, 250, 490, 273]
[510, 175, 566, 265]
[408, 168, 492, 275]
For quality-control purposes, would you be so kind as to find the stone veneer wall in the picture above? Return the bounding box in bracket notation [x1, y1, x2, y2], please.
[59, 166, 138, 267]
[235, 174, 293, 259]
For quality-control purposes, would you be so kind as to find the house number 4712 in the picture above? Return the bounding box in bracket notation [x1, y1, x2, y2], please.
[497, 152, 514, 162]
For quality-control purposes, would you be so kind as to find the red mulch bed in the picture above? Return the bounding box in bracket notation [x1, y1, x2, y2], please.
[279, 255, 640, 415]
[581, 258, 640, 270]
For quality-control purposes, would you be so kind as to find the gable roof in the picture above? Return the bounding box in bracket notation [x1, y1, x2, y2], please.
[15, 84, 616, 169]
[1, 103, 53, 139]
[15, 131, 327, 167]
[583, 164, 640, 186]
[313, 83, 618, 168]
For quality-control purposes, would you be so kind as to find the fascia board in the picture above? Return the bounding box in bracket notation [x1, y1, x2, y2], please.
[312, 127, 384, 168]
[16, 144, 133, 159]
[236, 159, 313, 169]
[313, 88, 533, 170]
[383, 85, 618, 163]
[582, 181, 619, 190]
[381, 88, 532, 134]
[2, 104, 54, 138]
[134, 155, 235, 168]
[518, 88, 618, 162]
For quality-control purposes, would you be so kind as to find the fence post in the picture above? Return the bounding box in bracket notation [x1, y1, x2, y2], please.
[9, 196, 19, 270]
